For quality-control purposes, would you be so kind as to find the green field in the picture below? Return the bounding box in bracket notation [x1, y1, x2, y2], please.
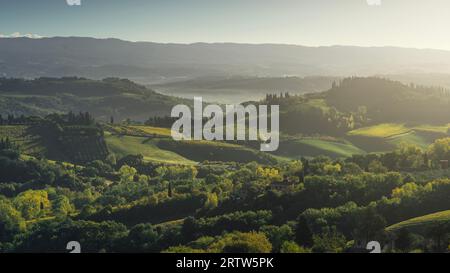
[3, 122, 448, 164]
[276, 138, 365, 158]
[299, 139, 365, 157]
[104, 132, 195, 165]
[348, 123, 411, 138]
[130, 125, 173, 137]
[104, 125, 280, 164]
[386, 131, 430, 149]
[387, 210, 450, 233]
[157, 139, 278, 164]
[413, 124, 450, 134]
[347, 123, 449, 152]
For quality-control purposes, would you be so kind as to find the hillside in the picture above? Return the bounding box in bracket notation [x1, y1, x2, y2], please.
[104, 133, 195, 165]
[387, 210, 450, 233]
[0, 123, 109, 164]
[347, 124, 448, 152]
[325, 77, 450, 124]
[1, 77, 449, 162]
[275, 138, 365, 159]
[104, 125, 280, 165]
[0, 77, 187, 121]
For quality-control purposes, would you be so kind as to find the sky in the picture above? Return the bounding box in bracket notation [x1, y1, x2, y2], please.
[1, 0, 450, 50]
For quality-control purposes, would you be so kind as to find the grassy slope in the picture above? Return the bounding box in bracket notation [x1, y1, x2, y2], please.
[347, 123, 449, 152]
[104, 132, 195, 165]
[2, 124, 278, 165]
[276, 138, 365, 158]
[348, 123, 411, 138]
[386, 210, 450, 233]
[130, 125, 173, 137]
[298, 139, 365, 157]
[386, 131, 430, 149]
[413, 124, 450, 134]
[157, 139, 279, 164]
[105, 125, 281, 164]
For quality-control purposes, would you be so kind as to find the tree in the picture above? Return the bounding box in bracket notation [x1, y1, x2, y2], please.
[163, 246, 206, 253]
[156, 165, 198, 181]
[368, 160, 388, 173]
[323, 163, 342, 175]
[280, 241, 311, 253]
[53, 196, 74, 217]
[168, 182, 173, 198]
[125, 223, 160, 252]
[118, 165, 137, 183]
[426, 223, 450, 252]
[296, 215, 313, 247]
[428, 138, 450, 167]
[352, 207, 386, 243]
[395, 228, 414, 252]
[204, 193, 218, 210]
[342, 162, 363, 175]
[261, 225, 294, 252]
[13, 190, 51, 220]
[209, 232, 272, 253]
[394, 143, 424, 170]
[15, 220, 128, 253]
[0, 197, 26, 242]
[312, 227, 347, 253]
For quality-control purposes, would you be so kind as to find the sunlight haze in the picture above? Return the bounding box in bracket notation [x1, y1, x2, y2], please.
[1, 0, 450, 50]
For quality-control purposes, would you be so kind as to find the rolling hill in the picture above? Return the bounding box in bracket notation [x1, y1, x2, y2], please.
[104, 133, 195, 165]
[347, 123, 449, 152]
[103, 125, 280, 165]
[386, 210, 450, 233]
[325, 77, 450, 124]
[275, 137, 365, 158]
[0, 77, 188, 121]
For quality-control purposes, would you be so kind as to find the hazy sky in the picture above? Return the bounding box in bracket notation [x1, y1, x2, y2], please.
[1, 0, 450, 50]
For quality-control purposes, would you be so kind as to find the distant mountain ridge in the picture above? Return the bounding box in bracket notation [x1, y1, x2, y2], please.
[3, 37, 450, 83]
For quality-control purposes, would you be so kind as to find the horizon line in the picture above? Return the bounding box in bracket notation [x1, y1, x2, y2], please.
[1, 35, 450, 52]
